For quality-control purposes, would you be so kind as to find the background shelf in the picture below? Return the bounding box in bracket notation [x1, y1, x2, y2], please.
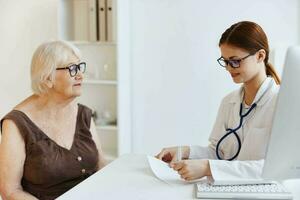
[69, 41, 116, 46]
[83, 79, 117, 85]
[60, 0, 119, 161]
[96, 125, 118, 131]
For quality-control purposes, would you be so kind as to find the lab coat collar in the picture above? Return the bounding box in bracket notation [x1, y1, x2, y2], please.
[229, 77, 277, 107]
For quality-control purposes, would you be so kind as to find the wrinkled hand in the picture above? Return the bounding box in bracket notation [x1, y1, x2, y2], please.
[170, 159, 211, 181]
[155, 146, 190, 163]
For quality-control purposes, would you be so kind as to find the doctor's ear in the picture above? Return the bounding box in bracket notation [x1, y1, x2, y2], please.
[256, 49, 266, 63]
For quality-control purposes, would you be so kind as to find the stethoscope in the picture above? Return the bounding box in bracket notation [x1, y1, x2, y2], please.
[215, 102, 257, 161]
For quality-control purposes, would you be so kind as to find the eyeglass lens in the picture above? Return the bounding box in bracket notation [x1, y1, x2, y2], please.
[218, 58, 240, 68]
[69, 63, 86, 77]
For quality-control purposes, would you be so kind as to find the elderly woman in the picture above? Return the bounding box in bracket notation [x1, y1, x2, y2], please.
[0, 41, 106, 200]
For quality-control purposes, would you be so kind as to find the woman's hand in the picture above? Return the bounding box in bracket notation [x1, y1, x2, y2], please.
[155, 146, 190, 163]
[170, 159, 211, 181]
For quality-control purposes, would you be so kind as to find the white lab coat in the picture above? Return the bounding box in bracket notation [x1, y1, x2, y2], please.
[189, 77, 279, 184]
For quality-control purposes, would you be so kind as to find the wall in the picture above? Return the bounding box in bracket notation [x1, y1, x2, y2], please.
[120, 0, 300, 155]
[116, 0, 133, 155]
[0, 0, 58, 119]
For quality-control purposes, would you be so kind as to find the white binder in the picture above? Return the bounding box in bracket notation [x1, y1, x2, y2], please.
[98, 0, 106, 41]
[88, 0, 97, 41]
[106, 0, 113, 41]
[73, 0, 89, 41]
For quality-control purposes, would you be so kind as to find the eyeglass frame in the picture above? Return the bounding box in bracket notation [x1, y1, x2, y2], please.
[56, 62, 87, 77]
[217, 52, 256, 69]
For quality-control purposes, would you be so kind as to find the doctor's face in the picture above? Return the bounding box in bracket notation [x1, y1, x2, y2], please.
[219, 44, 263, 84]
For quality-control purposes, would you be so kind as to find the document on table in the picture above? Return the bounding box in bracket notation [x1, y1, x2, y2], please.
[147, 156, 206, 185]
[147, 156, 183, 184]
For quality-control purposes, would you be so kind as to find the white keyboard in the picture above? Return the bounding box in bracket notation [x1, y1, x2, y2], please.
[196, 182, 293, 199]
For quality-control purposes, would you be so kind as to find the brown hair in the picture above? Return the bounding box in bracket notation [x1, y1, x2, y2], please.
[219, 21, 281, 85]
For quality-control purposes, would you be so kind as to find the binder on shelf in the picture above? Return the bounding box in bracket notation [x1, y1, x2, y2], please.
[97, 0, 106, 41]
[88, 0, 97, 41]
[73, 0, 89, 41]
[106, 0, 113, 41]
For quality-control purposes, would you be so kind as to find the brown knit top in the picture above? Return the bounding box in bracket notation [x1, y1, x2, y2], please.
[0, 104, 99, 200]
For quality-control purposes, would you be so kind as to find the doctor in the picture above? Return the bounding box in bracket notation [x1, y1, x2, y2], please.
[156, 21, 281, 182]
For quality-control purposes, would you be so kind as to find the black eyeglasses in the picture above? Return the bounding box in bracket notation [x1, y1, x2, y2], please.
[217, 53, 254, 68]
[56, 62, 86, 77]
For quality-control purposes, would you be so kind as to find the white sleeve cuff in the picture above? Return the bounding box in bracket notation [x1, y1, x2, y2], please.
[208, 159, 265, 185]
[189, 145, 215, 159]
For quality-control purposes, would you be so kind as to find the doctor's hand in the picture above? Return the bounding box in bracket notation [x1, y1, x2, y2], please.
[170, 159, 211, 181]
[155, 146, 190, 163]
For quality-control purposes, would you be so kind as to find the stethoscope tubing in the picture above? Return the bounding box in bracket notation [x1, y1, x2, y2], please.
[216, 102, 257, 160]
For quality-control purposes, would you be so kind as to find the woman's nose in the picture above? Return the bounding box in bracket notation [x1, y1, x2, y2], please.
[75, 71, 83, 80]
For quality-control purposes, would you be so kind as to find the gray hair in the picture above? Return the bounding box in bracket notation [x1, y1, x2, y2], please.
[30, 40, 81, 95]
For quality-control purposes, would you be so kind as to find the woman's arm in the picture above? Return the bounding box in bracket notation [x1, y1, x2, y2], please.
[89, 119, 107, 169]
[170, 159, 211, 181]
[170, 158, 264, 182]
[0, 120, 38, 200]
[208, 159, 264, 183]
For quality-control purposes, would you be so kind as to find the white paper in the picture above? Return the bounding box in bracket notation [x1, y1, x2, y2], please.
[147, 156, 211, 186]
[147, 156, 183, 184]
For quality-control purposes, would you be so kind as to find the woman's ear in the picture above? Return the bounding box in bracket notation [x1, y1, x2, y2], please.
[44, 79, 53, 89]
[256, 49, 266, 63]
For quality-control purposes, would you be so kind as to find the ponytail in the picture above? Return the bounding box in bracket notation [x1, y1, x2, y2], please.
[265, 62, 281, 85]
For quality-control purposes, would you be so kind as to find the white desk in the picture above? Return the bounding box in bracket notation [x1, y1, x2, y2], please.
[57, 154, 300, 200]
